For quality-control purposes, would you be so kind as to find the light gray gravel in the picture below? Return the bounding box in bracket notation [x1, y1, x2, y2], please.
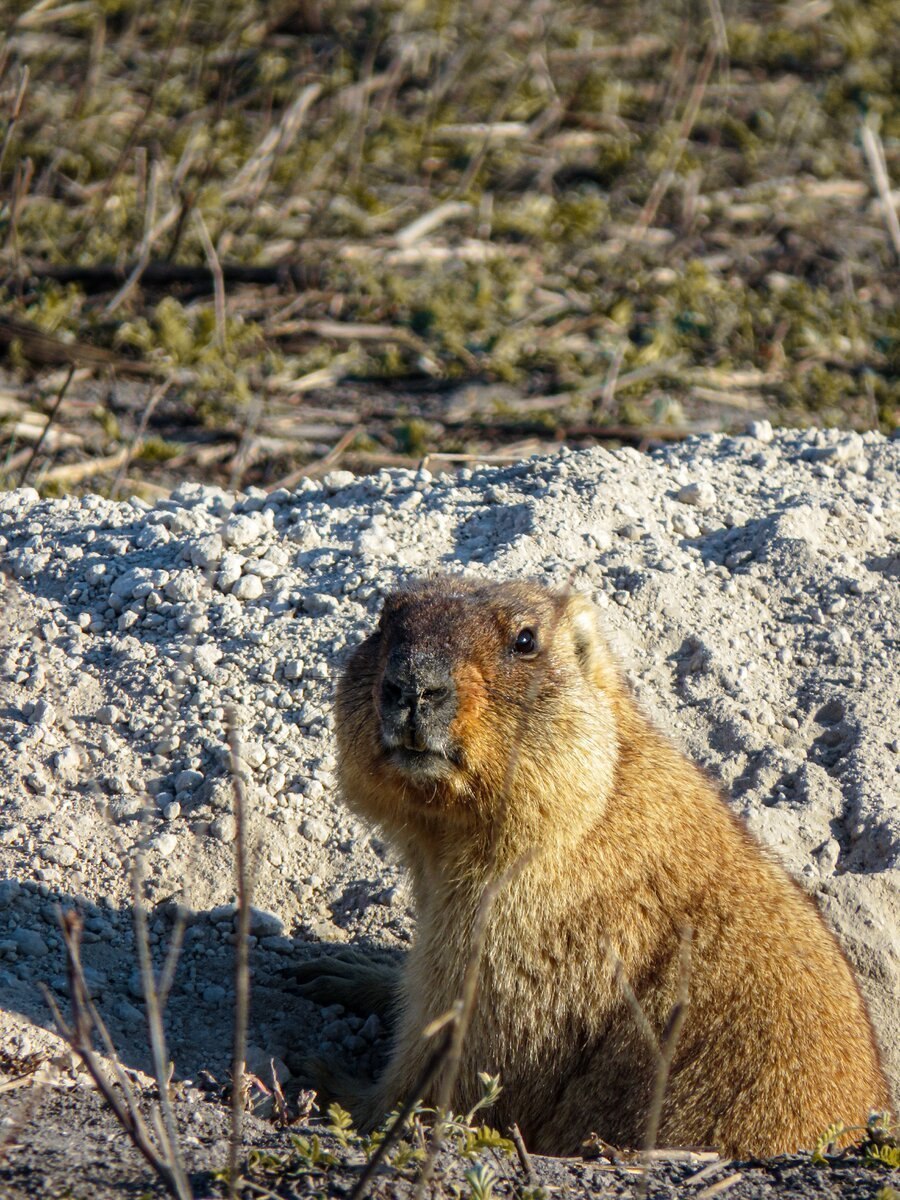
[0, 427, 897, 1115]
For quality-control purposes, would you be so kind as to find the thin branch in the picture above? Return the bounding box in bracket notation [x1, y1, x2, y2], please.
[17, 364, 75, 486]
[860, 121, 900, 266]
[193, 210, 227, 349]
[104, 159, 161, 316]
[509, 1123, 538, 1188]
[638, 926, 693, 1200]
[225, 705, 254, 1197]
[0, 65, 29, 183]
[631, 42, 718, 241]
[45, 911, 192, 1200]
[110, 373, 174, 500]
[131, 856, 193, 1199]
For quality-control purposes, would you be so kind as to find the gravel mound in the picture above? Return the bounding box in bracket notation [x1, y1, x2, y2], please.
[0, 426, 897, 1111]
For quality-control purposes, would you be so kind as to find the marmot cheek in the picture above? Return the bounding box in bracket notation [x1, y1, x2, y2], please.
[447, 661, 489, 767]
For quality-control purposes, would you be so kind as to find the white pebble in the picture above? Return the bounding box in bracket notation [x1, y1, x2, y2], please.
[676, 481, 716, 509]
[232, 575, 264, 601]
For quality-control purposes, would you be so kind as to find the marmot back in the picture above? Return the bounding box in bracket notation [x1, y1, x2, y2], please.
[323, 576, 890, 1156]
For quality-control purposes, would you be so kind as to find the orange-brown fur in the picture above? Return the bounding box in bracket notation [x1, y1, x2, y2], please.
[314, 577, 890, 1157]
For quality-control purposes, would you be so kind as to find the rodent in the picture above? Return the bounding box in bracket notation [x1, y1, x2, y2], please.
[294, 576, 890, 1157]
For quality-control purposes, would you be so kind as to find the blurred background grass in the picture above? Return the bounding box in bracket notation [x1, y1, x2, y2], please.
[0, 0, 898, 493]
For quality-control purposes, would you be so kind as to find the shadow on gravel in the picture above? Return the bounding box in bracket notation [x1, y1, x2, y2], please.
[0, 874, 394, 1084]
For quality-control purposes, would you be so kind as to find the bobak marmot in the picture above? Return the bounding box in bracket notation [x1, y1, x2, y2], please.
[293, 576, 890, 1157]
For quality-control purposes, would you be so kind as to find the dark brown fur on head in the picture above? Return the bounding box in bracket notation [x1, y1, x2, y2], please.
[335, 576, 621, 854]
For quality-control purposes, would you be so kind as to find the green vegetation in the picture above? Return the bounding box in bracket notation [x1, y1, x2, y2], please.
[227, 1080, 514, 1197]
[0, 0, 898, 488]
[812, 1111, 900, 1169]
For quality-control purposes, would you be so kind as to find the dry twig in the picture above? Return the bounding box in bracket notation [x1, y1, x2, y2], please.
[860, 121, 900, 265]
[225, 705, 254, 1198]
[17, 364, 75, 486]
[43, 911, 193, 1200]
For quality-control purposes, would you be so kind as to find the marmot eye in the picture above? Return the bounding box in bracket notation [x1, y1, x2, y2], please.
[513, 627, 538, 656]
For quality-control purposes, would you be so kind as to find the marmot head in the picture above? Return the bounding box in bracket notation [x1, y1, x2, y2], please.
[335, 577, 622, 849]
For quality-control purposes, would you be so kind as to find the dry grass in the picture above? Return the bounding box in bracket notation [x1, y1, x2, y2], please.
[0, 0, 897, 495]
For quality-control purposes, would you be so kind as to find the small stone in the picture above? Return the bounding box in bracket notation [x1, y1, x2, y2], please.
[12, 928, 48, 957]
[676, 481, 716, 509]
[671, 511, 701, 538]
[203, 984, 227, 1005]
[176, 770, 204, 794]
[300, 817, 329, 844]
[116, 1000, 144, 1026]
[235, 743, 265, 772]
[746, 419, 774, 443]
[283, 659, 305, 681]
[0, 879, 21, 908]
[215, 554, 245, 592]
[52, 746, 81, 781]
[153, 832, 178, 857]
[613, 590, 630, 606]
[41, 842, 77, 867]
[233, 574, 264, 601]
[96, 705, 121, 726]
[223, 513, 266, 549]
[189, 534, 224, 569]
[355, 527, 397, 557]
[164, 572, 201, 603]
[249, 908, 284, 938]
[323, 470, 355, 491]
[163, 801, 182, 822]
[360, 1014, 382, 1040]
[29, 699, 55, 726]
[211, 814, 237, 842]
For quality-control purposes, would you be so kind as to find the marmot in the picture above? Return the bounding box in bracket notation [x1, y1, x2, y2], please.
[293, 577, 890, 1157]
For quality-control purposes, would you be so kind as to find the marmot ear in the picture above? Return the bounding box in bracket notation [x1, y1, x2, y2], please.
[563, 592, 600, 673]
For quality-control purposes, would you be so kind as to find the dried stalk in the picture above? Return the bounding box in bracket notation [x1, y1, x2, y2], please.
[637, 926, 693, 1200]
[225, 705, 254, 1197]
[105, 159, 161, 315]
[43, 911, 193, 1200]
[509, 1122, 537, 1188]
[860, 121, 900, 265]
[110, 373, 174, 500]
[40, 445, 139, 487]
[193, 210, 227, 349]
[0, 64, 29, 182]
[632, 41, 718, 241]
[131, 855, 193, 1199]
[17, 364, 75, 486]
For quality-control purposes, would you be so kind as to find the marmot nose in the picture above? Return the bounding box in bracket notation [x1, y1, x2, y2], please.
[380, 664, 456, 751]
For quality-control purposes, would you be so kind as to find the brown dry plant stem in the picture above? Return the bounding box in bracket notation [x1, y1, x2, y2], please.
[631, 40, 718, 242]
[638, 925, 693, 1200]
[347, 1024, 455, 1200]
[110, 373, 175, 500]
[105, 159, 162, 316]
[225, 705, 254, 1198]
[0, 65, 29, 184]
[131, 856, 193, 1199]
[193, 210, 227, 350]
[509, 1122, 537, 1188]
[44, 911, 193, 1200]
[17, 365, 76, 487]
[861, 121, 900, 266]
